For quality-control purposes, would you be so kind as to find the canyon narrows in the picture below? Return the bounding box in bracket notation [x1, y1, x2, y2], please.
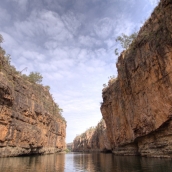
[72, 119, 111, 152]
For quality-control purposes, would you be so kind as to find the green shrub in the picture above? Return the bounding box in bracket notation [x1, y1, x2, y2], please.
[115, 32, 138, 55]
[0, 34, 3, 44]
[45, 85, 50, 91]
[28, 72, 43, 84]
[116, 32, 138, 49]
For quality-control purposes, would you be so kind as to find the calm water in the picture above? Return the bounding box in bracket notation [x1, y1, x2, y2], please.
[0, 153, 172, 172]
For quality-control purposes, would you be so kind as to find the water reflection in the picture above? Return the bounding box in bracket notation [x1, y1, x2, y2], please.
[72, 153, 172, 172]
[0, 153, 172, 172]
[72, 153, 112, 172]
[0, 153, 65, 172]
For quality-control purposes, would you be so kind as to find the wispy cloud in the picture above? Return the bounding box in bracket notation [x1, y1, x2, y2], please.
[0, 7, 11, 24]
[94, 18, 114, 39]
[148, 0, 160, 6]
[0, 0, 158, 142]
[11, 0, 28, 10]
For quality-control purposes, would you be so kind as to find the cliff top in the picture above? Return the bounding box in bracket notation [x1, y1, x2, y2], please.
[103, 0, 172, 93]
[0, 45, 66, 123]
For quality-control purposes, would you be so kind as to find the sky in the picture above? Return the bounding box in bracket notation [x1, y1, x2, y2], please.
[0, 0, 159, 143]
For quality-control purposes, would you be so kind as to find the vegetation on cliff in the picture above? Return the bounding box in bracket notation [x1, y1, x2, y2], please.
[114, 32, 138, 56]
[101, 0, 172, 157]
[103, 31, 138, 91]
[0, 35, 65, 121]
[0, 35, 66, 157]
[103, 0, 172, 93]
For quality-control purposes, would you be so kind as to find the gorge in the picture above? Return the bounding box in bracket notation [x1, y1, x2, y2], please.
[0, 0, 172, 160]
[72, 0, 172, 158]
[72, 119, 111, 152]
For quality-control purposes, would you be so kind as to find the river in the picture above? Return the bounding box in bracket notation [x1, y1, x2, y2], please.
[0, 153, 172, 172]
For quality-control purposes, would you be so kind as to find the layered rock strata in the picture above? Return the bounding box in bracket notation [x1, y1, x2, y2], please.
[101, 0, 172, 157]
[0, 48, 66, 157]
[72, 119, 111, 152]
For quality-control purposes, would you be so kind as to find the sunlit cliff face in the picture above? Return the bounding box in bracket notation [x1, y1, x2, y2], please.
[0, 50, 66, 157]
[101, 0, 172, 158]
[72, 119, 111, 152]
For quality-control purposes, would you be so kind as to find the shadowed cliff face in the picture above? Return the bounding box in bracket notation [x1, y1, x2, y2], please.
[0, 49, 66, 157]
[72, 119, 111, 152]
[101, 0, 172, 157]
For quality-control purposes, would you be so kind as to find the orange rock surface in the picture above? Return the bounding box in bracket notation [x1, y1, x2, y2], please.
[72, 119, 111, 152]
[101, 0, 172, 157]
[0, 50, 66, 157]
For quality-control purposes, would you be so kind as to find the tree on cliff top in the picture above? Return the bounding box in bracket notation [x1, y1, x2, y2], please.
[28, 72, 43, 84]
[116, 32, 138, 49]
[0, 34, 4, 48]
[0, 34, 3, 43]
[115, 32, 138, 55]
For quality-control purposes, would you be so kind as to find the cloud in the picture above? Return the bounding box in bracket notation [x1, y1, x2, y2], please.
[0, 0, 158, 143]
[78, 35, 102, 48]
[94, 18, 114, 39]
[148, 0, 160, 6]
[11, 0, 28, 10]
[0, 8, 11, 24]
[61, 11, 81, 35]
[0, 32, 17, 48]
[12, 9, 74, 45]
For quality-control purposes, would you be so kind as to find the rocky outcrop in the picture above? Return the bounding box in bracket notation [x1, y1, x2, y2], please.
[101, 0, 172, 158]
[72, 119, 111, 152]
[0, 48, 66, 157]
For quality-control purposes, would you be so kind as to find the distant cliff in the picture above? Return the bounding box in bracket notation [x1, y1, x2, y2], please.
[66, 143, 72, 151]
[0, 47, 66, 157]
[101, 0, 172, 158]
[72, 119, 111, 152]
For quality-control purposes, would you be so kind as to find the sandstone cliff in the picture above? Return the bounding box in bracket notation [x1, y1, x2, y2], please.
[0, 47, 66, 157]
[101, 0, 172, 158]
[72, 119, 111, 152]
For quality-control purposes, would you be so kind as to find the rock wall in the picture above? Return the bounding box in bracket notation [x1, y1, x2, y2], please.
[0, 48, 66, 157]
[101, 0, 172, 158]
[72, 119, 111, 152]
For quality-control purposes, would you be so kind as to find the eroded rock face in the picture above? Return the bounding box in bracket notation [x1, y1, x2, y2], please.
[0, 50, 66, 157]
[72, 119, 111, 152]
[101, 0, 172, 157]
